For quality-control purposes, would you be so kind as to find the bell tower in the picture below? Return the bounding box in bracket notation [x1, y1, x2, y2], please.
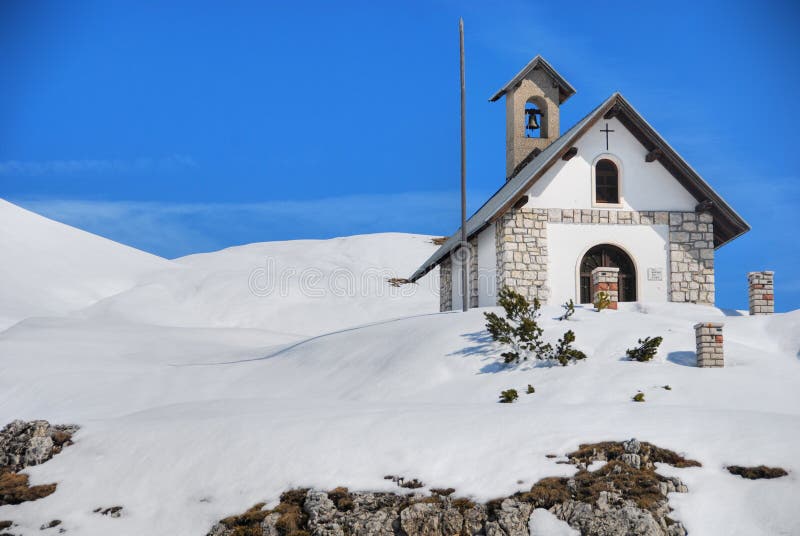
[489, 56, 576, 179]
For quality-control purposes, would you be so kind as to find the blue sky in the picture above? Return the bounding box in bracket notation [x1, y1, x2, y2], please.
[1, 0, 798, 311]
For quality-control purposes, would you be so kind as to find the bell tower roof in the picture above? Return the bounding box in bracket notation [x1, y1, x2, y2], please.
[489, 55, 576, 104]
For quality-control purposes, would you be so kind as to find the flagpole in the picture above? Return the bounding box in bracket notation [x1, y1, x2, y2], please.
[459, 17, 468, 312]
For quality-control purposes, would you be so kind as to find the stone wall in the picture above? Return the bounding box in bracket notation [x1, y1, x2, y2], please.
[748, 271, 774, 315]
[495, 207, 550, 303]
[438, 208, 715, 309]
[546, 208, 714, 305]
[439, 255, 452, 312]
[668, 212, 715, 305]
[469, 237, 479, 309]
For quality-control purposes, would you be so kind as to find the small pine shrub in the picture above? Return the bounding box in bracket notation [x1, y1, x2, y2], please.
[499, 389, 519, 404]
[553, 330, 587, 366]
[558, 299, 575, 321]
[625, 336, 664, 362]
[594, 292, 611, 311]
[663, 385, 672, 391]
[526, 384, 535, 394]
[632, 392, 645, 402]
[484, 287, 588, 366]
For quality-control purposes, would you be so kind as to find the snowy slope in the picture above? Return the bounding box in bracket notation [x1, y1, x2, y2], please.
[0, 199, 176, 329]
[0, 305, 798, 536]
[80, 233, 440, 335]
[1, 202, 799, 536]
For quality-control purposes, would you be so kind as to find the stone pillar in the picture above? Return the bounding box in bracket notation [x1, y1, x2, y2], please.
[668, 212, 715, 305]
[469, 236, 479, 308]
[439, 255, 452, 312]
[495, 207, 550, 304]
[694, 322, 724, 367]
[591, 267, 619, 310]
[748, 271, 774, 315]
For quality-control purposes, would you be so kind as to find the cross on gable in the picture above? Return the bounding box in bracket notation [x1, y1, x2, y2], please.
[600, 123, 615, 150]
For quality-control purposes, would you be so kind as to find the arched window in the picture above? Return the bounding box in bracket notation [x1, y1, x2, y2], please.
[524, 100, 544, 138]
[594, 159, 619, 204]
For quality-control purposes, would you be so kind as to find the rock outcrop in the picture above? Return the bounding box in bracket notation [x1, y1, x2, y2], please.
[0, 420, 79, 472]
[0, 420, 79, 514]
[206, 439, 696, 536]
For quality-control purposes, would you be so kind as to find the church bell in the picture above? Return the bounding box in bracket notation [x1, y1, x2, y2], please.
[526, 109, 541, 130]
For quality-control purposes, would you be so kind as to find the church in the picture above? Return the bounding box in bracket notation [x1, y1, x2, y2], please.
[409, 56, 749, 311]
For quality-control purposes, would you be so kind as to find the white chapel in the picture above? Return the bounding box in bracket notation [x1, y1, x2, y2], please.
[409, 56, 749, 311]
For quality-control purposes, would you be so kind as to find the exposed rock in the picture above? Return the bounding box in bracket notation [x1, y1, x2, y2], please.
[206, 439, 696, 536]
[0, 469, 57, 506]
[93, 506, 123, 518]
[0, 420, 79, 473]
[726, 465, 788, 480]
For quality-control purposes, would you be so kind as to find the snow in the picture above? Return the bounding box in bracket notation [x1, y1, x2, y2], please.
[1, 199, 799, 536]
[529, 508, 579, 535]
[0, 199, 174, 330]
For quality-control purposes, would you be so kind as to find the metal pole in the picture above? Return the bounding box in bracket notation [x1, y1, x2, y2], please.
[459, 18, 468, 312]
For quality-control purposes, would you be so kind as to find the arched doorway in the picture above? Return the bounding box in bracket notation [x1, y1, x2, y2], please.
[579, 244, 637, 303]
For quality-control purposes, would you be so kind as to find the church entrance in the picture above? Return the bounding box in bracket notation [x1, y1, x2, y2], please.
[579, 244, 637, 304]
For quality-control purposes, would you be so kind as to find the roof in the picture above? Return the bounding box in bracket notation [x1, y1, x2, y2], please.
[409, 92, 750, 282]
[489, 55, 576, 104]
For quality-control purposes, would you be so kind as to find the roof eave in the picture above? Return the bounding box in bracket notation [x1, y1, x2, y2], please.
[489, 55, 576, 104]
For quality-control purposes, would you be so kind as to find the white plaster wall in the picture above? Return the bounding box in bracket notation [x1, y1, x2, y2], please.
[547, 223, 670, 305]
[524, 117, 698, 211]
[477, 223, 496, 307]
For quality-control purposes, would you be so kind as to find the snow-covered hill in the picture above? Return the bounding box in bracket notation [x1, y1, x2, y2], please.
[80, 233, 440, 334]
[0, 200, 798, 536]
[0, 200, 175, 330]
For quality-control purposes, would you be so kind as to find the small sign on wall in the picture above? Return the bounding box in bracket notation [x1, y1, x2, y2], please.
[647, 268, 663, 281]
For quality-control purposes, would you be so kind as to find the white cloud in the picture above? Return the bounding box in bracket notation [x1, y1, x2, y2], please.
[11, 191, 487, 258]
[0, 155, 196, 176]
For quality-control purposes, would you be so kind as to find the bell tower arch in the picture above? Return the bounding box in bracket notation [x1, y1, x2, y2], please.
[490, 56, 576, 179]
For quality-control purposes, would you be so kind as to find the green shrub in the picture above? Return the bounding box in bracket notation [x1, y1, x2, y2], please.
[526, 384, 535, 394]
[663, 385, 672, 391]
[499, 389, 519, 403]
[632, 392, 645, 402]
[553, 330, 587, 366]
[594, 292, 611, 311]
[625, 336, 663, 362]
[558, 299, 575, 321]
[484, 287, 588, 366]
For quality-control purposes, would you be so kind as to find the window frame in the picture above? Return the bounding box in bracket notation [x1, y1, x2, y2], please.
[591, 154, 624, 208]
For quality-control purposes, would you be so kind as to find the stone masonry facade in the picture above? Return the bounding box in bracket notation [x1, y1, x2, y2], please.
[438, 207, 716, 311]
[694, 322, 724, 367]
[495, 207, 550, 303]
[437, 239, 478, 312]
[438, 255, 452, 312]
[668, 212, 715, 305]
[748, 271, 774, 315]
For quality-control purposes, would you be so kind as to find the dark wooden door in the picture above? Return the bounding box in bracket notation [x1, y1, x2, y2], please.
[579, 244, 637, 303]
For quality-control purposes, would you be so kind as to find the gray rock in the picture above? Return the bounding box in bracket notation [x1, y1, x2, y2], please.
[0, 420, 79, 472]
[623, 438, 641, 454]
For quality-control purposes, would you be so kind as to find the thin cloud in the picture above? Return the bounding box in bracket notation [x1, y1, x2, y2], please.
[0, 154, 196, 176]
[11, 191, 488, 259]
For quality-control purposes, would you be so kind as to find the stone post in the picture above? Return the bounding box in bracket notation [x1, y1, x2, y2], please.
[591, 267, 619, 310]
[694, 322, 724, 367]
[747, 271, 774, 315]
